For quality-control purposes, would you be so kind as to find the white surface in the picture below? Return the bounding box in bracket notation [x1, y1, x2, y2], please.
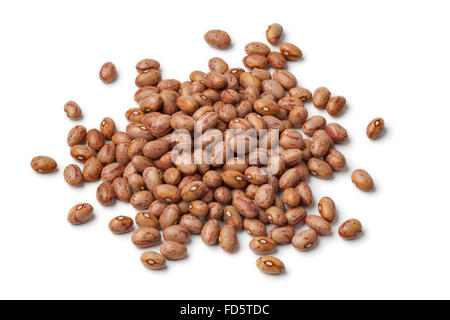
[0, 0, 449, 300]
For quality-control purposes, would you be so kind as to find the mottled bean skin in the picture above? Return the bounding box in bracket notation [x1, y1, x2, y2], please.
[292, 229, 318, 251]
[366, 117, 385, 139]
[219, 225, 238, 253]
[305, 215, 331, 235]
[256, 256, 285, 275]
[249, 236, 277, 255]
[109, 216, 134, 234]
[68, 203, 93, 225]
[132, 227, 161, 248]
[64, 164, 83, 185]
[140, 251, 166, 270]
[339, 219, 362, 240]
[99, 62, 117, 83]
[351, 169, 374, 191]
[31, 156, 57, 173]
[204, 30, 231, 49]
[160, 241, 187, 260]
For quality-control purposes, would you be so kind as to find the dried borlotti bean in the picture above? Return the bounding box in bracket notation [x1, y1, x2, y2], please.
[31, 24, 380, 274]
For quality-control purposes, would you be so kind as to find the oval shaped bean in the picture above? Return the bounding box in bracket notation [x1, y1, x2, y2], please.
[204, 29, 231, 49]
[64, 100, 82, 120]
[67, 125, 87, 146]
[243, 218, 267, 236]
[326, 96, 346, 117]
[269, 226, 295, 244]
[201, 219, 220, 245]
[292, 229, 318, 251]
[140, 251, 166, 270]
[112, 177, 132, 201]
[308, 158, 333, 179]
[366, 117, 385, 140]
[313, 87, 330, 109]
[160, 241, 187, 260]
[163, 225, 190, 244]
[305, 215, 331, 235]
[82, 157, 103, 182]
[132, 227, 161, 248]
[249, 237, 277, 255]
[109, 216, 134, 234]
[68, 203, 93, 225]
[339, 219, 362, 240]
[130, 190, 154, 210]
[256, 256, 285, 275]
[180, 214, 204, 234]
[99, 62, 117, 83]
[351, 169, 374, 191]
[279, 42, 302, 61]
[64, 164, 83, 185]
[31, 156, 57, 173]
[219, 225, 238, 253]
[96, 182, 115, 206]
[266, 23, 283, 45]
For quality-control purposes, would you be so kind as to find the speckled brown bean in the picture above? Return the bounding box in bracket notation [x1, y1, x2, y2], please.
[222, 171, 248, 189]
[112, 132, 131, 145]
[64, 101, 82, 120]
[159, 204, 181, 230]
[63, 164, 83, 185]
[180, 181, 205, 202]
[31, 156, 57, 173]
[96, 182, 115, 206]
[199, 219, 219, 245]
[279, 168, 300, 190]
[99, 62, 117, 83]
[311, 130, 331, 158]
[68, 203, 93, 225]
[289, 87, 312, 101]
[254, 184, 275, 209]
[207, 202, 223, 220]
[243, 218, 267, 236]
[292, 229, 318, 251]
[162, 225, 190, 244]
[294, 183, 313, 207]
[273, 70, 297, 90]
[302, 116, 326, 136]
[82, 157, 103, 182]
[135, 212, 159, 229]
[100, 117, 116, 140]
[313, 87, 330, 109]
[67, 125, 87, 146]
[266, 23, 283, 45]
[256, 256, 285, 275]
[223, 206, 243, 230]
[154, 184, 181, 204]
[245, 42, 271, 56]
[325, 149, 346, 171]
[143, 140, 169, 160]
[268, 52, 286, 69]
[188, 200, 209, 217]
[219, 225, 238, 253]
[232, 195, 258, 218]
[112, 177, 132, 201]
[140, 251, 166, 270]
[306, 215, 331, 235]
[135, 69, 162, 88]
[285, 207, 307, 228]
[308, 158, 333, 179]
[160, 241, 187, 260]
[136, 59, 160, 73]
[326, 96, 347, 117]
[366, 117, 385, 139]
[326, 123, 348, 143]
[269, 226, 295, 244]
[351, 169, 374, 191]
[339, 219, 362, 240]
[179, 214, 203, 234]
[282, 188, 300, 208]
[101, 162, 124, 182]
[148, 200, 168, 218]
[204, 29, 231, 49]
[266, 207, 287, 226]
[279, 42, 302, 61]
[109, 216, 134, 234]
[318, 197, 336, 222]
[214, 186, 232, 204]
[249, 237, 277, 255]
[130, 191, 154, 210]
[132, 227, 161, 248]
[86, 129, 105, 151]
[97, 144, 116, 165]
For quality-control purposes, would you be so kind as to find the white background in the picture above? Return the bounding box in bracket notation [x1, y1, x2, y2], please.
[0, 0, 449, 300]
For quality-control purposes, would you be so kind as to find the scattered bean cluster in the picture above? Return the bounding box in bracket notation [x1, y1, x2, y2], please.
[31, 23, 385, 275]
